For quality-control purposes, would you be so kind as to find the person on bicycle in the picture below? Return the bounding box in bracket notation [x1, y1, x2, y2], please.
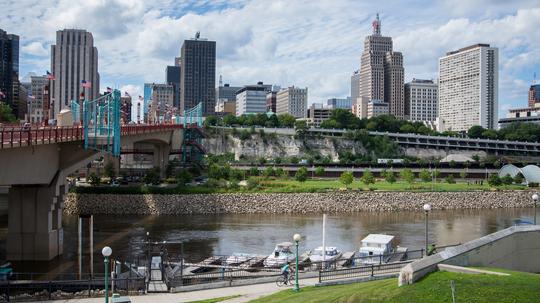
[281, 262, 291, 284]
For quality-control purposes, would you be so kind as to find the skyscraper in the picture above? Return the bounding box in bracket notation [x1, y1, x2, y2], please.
[358, 14, 404, 118]
[51, 29, 99, 118]
[276, 86, 308, 118]
[528, 84, 540, 107]
[29, 75, 49, 123]
[0, 29, 19, 118]
[166, 57, 181, 108]
[405, 79, 438, 122]
[350, 70, 360, 106]
[180, 33, 216, 116]
[438, 44, 498, 131]
[235, 82, 272, 116]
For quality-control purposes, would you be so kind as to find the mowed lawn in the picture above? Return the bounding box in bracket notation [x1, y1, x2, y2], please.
[249, 269, 540, 303]
[258, 179, 525, 193]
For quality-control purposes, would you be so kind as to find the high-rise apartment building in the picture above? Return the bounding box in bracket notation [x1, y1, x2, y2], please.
[165, 60, 181, 108]
[51, 29, 99, 118]
[528, 84, 540, 107]
[438, 44, 498, 131]
[29, 76, 48, 123]
[0, 29, 19, 118]
[149, 84, 174, 123]
[180, 33, 216, 115]
[358, 14, 404, 118]
[276, 86, 308, 118]
[404, 79, 438, 122]
[235, 82, 272, 116]
[350, 70, 360, 106]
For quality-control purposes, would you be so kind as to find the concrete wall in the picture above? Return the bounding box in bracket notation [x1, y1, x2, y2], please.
[399, 225, 540, 286]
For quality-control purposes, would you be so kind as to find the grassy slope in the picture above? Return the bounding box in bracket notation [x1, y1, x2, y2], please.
[185, 295, 240, 303]
[249, 269, 540, 303]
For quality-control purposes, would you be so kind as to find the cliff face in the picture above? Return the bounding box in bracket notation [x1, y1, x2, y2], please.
[204, 132, 365, 161]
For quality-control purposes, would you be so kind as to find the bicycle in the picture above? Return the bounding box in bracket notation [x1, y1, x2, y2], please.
[276, 271, 295, 287]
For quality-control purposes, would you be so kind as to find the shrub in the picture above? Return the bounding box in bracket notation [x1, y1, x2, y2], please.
[247, 177, 260, 190]
[400, 168, 415, 184]
[263, 166, 275, 179]
[528, 182, 539, 188]
[143, 167, 161, 185]
[104, 162, 116, 179]
[384, 170, 396, 184]
[177, 170, 193, 184]
[275, 168, 286, 179]
[239, 130, 251, 141]
[501, 174, 514, 185]
[445, 175, 455, 184]
[249, 167, 260, 176]
[360, 170, 374, 185]
[295, 167, 308, 182]
[315, 166, 325, 177]
[88, 172, 100, 186]
[513, 174, 524, 184]
[488, 174, 502, 187]
[459, 171, 467, 179]
[290, 156, 299, 164]
[339, 171, 354, 188]
[419, 169, 431, 183]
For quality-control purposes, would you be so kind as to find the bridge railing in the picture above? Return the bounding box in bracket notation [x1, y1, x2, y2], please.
[0, 126, 83, 149]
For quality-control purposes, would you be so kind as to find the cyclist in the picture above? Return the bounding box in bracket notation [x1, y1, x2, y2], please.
[281, 262, 291, 284]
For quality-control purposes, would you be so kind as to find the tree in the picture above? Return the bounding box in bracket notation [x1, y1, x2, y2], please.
[277, 114, 296, 128]
[275, 167, 286, 179]
[143, 167, 161, 185]
[360, 170, 375, 185]
[239, 130, 251, 141]
[501, 174, 514, 185]
[247, 177, 259, 190]
[263, 166, 275, 179]
[294, 120, 309, 138]
[315, 166, 325, 177]
[339, 171, 354, 188]
[88, 172, 100, 186]
[222, 114, 237, 126]
[104, 162, 116, 179]
[514, 173, 524, 184]
[468, 125, 485, 138]
[295, 167, 308, 182]
[488, 174, 502, 187]
[472, 154, 480, 163]
[449, 160, 456, 168]
[445, 174, 456, 184]
[384, 170, 396, 184]
[203, 115, 218, 128]
[0, 102, 16, 122]
[459, 171, 467, 180]
[249, 167, 259, 176]
[400, 168, 415, 184]
[177, 169, 193, 184]
[433, 169, 441, 182]
[290, 156, 299, 164]
[419, 169, 431, 182]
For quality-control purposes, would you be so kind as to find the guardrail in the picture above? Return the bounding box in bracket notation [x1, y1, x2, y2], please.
[318, 260, 412, 283]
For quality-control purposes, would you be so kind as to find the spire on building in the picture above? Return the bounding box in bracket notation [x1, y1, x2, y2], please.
[372, 13, 381, 36]
[219, 74, 223, 86]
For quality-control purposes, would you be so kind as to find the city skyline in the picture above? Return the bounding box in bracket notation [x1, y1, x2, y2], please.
[2, 1, 540, 118]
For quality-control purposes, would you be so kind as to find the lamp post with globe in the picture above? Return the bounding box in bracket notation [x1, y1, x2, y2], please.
[293, 233, 301, 292]
[102, 246, 112, 303]
[423, 204, 432, 256]
[533, 193, 538, 225]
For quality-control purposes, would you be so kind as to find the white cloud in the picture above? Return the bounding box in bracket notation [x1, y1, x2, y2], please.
[21, 42, 48, 56]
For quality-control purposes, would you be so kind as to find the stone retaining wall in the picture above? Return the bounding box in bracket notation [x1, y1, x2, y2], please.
[63, 191, 535, 215]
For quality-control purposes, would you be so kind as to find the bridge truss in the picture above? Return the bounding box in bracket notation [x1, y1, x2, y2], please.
[181, 103, 205, 163]
[83, 90, 121, 156]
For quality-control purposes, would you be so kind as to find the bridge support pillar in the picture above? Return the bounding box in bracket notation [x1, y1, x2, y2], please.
[153, 144, 171, 179]
[6, 184, 64, 261]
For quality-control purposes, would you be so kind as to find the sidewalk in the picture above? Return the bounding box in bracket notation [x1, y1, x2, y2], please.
[44, 278, 320, 303]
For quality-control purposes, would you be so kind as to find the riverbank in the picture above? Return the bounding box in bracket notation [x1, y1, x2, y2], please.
[64, 190, 535, 215]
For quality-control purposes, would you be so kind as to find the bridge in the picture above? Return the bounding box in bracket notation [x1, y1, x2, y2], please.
[0, 90, 203, 261]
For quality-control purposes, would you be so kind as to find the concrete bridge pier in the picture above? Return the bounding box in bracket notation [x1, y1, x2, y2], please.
[7, 182, 66, 261]
[153, 144, 171, 178]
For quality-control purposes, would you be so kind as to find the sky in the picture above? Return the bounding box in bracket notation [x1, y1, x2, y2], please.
[3, 0, 540, 118]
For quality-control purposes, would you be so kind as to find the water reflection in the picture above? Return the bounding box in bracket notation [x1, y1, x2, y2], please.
[0, 207, 537, 275]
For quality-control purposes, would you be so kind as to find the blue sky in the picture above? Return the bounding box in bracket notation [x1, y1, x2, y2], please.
[3, 0, 540, 118]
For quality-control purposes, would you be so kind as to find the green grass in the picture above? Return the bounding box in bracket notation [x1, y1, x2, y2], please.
[185, 295, 240, 303]
[250, 269, 540, 303]
[71, 179, 527, 195]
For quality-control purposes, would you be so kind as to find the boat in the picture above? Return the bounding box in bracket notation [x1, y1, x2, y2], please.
[263, 242, 296, 267]
[358, 234, 396, 264]
[309, 246, 342, 263]
[225, 253, 254, 266]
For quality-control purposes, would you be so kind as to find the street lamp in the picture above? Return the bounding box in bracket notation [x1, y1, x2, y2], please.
[423, 204, 431, 256]
[102, 246, 112, 303]
[293, 233, 301, 292]
[532, 193, 539, 225]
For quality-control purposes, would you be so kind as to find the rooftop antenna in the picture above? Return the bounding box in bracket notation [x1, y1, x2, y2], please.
[219, 75, 223, 86]
[372, 13, 381, 35]
[195, 31, 200, 39]
[534, 72, 537, 85]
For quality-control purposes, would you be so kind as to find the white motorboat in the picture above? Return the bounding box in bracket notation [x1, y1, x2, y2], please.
[263, 242, 295, 267]
[358, 234, 395, 264]
[309, 246, 342, 263]
[225, 253, 253, 266]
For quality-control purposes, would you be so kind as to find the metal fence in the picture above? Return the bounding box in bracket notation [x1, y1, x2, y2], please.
[168, 267, 281, 288]
[318, 261, 412, 283]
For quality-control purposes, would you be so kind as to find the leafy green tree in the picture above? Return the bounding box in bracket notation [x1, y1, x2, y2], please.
[501, 174, 514, 185]
[263, 166, 275, 178]
[488, 174, 502, 186]
[104, 162, 116, 179]
[400, 168, 415, 184]
[208, 164, 222, 179]
[460, 171, 467, 180]
[472, 154, 480, 163]
[339, 171, 354, 188]
[445, 175, 456, 184]
[468, 125, 486, 138]
[295, 167, 308, 182]
[383, 170, 396, 184]
[481, 129, 498, 140]
[258, 157, 267, 165]
[275, 167, 286, 179]
[249, 167, 259, 176]
[247, 177, 260, 190]
[203, 115, 218, 128]
[514, 173, 524, 184]
[315, 166, 325, 177]
[360, 170, 375, 185]
[277, 114, 296, 128]
[0, 102, 16, 122]
[449, 160, 456, 168]
[290, 156, 299, 164]
[419, 169, 431, 182]
[177, 169, 193, 184]
[88, 172, 101, 186]
[222, 114, 237, 126]
[433, 169, 441, 182]
[143, 167, 161, 185]
[294, 120, 309, 138]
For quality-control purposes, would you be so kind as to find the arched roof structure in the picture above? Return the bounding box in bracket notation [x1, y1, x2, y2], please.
[498, 164, 540, 185]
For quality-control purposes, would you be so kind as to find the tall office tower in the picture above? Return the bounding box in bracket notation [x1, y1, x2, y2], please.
[0, 29, 19, 118]
[29, 75, 48, 123]
[120, 95, 132, 123]
[404, 79, 438, 122]
[166, 60, 181, 108]
[438, 44, 498, 131]
[276, 86, 308, 118]
[235, 82, 272, 116]
[180, 32, 216, 115]
[528, 84, 540, 107]
[358, 14, 404, 118]
[350, 70, 360, 106]
[149, 84, 174, 123]
[51, 29, 99, 118]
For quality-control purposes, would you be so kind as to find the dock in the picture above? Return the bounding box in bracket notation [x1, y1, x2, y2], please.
[387, 247, 408, 263]
[337, 251, 356, 267]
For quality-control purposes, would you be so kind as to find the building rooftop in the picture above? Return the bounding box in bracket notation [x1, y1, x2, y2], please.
[361, 234, 394, 244]
[446, 43, 491, 56]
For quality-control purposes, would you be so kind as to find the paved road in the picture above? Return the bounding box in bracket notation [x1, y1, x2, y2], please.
[43, 277, 320, 303]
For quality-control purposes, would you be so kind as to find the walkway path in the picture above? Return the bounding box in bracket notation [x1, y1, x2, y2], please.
[43, 278, 320, 303]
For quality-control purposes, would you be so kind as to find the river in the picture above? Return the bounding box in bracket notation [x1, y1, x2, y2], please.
[0, 204, 537, 276]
